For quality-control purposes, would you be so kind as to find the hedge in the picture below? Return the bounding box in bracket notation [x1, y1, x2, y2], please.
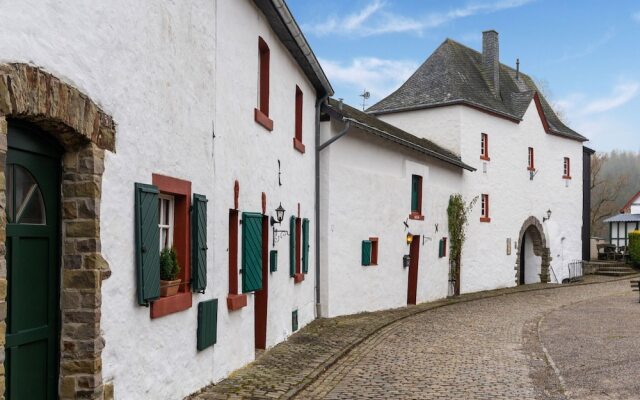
[630, 230, 640, 266]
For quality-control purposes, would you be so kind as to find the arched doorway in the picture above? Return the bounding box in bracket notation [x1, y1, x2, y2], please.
[0, 63, 116, 399]
[5, 123, 62, 399]
[515, 217, 551, 285]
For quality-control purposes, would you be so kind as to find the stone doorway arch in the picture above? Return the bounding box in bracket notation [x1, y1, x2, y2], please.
[515, 216, 551, 285]
[0, 63, 115, 399]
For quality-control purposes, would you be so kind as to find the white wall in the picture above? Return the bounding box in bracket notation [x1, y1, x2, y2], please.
[0, 1, 319, 399]
[319, 118, 462, 317]
[379, 101, 584, 290]
[630, 202, 640, 214]
[523, 231, 541, 284]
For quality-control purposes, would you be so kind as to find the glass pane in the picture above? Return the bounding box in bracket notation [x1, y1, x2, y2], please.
[164, 199, 170, 226]
[13, 165, 46, 225]
[6, 165, 13, 223]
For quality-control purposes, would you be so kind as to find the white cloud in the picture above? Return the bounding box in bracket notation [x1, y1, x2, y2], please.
[583, 82, 640, 114]
[303, 0, 535, 37]
[319, 57, 418, 104]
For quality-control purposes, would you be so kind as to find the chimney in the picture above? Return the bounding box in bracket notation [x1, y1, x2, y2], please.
[482, 30, 500, 97]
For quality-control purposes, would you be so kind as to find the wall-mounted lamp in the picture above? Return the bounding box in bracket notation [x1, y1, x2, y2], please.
[271, 203, 289, 246]
[543, 209, 552, 222]
[406, 232, 414, 246]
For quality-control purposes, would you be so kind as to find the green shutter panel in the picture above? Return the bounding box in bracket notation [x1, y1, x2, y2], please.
[438, 239, 444, 258]
[134, 183, 160, 306]
[289, 215, 296, 277]
[270, 250, 278, 272]
[197, 298, 218, 351]
[302, 218, 310, 274]
[191, 194, 208, 293]
[361, 240, 372, 266]
[242, 212, 263, 293]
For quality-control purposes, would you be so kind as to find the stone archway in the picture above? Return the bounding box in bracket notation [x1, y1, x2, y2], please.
[0, 63, 115, 399]
[514, 216, 551, 284]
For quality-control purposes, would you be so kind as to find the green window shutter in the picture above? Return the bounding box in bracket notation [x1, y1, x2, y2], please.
[270, 250, 278, 272]
[242, 212, 263, 293]
[302, 218, 310, 274]
[289, 215, 296, 277]
[191, 194, 208, 293]
[361, 240, 372, 266]
[411, 175, 420, 212]
[134, 183, 160, 305]
[197, 298, 218, 351]
[438, 239, 444, 258]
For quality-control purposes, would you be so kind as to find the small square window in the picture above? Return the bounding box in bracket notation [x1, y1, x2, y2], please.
[563, 157, 571, 179]
[480, 194, 491, 223]
[527, 147, 535, 171]
[158, 194, 175, 250]
[480, 133, 489, 160]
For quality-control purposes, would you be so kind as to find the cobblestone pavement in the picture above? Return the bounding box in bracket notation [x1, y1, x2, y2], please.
[297, 278, 634, 399]
[540, 291, 640, 399]
[187, 275, 637, 400]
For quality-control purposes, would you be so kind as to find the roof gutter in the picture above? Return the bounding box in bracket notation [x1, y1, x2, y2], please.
[269, 0, 333, 96]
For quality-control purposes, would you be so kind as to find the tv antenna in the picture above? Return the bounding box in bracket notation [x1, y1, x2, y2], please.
[359, 89, 370, 110]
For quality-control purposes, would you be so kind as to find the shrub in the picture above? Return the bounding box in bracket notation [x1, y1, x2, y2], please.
[630, 231, 640, 266]
[160, 247, 180, 281]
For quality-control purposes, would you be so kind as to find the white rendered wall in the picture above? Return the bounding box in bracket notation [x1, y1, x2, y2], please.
[319, 118, 463, 318]
[379, 101, 584, 290]
[630, 202, 640, 214]
[0, 1, 318, 399]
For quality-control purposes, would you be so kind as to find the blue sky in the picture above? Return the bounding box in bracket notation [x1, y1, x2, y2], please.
[287, 0, 640, 152]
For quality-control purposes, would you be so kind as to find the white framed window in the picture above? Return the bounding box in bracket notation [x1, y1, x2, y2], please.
[480, 133, 488, 159]
[158, 194, 175, 250]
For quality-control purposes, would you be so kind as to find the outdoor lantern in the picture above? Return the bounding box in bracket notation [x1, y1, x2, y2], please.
[403, 254, 411, 268]
[271, 203, 286, 226]
[543, 209, 552, 222]
[406, 232, 414, 245]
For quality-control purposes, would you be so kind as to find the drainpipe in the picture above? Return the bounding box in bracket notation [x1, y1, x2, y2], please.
[315, 103, 351, 318]
[314, 93, 329, 318]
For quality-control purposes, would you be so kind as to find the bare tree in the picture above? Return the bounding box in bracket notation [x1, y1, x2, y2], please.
[590, 152, 628, 236]
[533, 77, 569, 124]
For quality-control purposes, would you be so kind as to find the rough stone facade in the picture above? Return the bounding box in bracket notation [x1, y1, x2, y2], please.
[0, 63, 115, 400]
[515, 216, 551, 284]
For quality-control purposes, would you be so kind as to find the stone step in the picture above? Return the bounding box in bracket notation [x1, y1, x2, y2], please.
[598, 267, 636, 272]
[596, 270, 638, 276]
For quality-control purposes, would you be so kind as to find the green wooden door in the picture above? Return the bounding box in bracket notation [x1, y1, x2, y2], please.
[5, 123, 61, 400]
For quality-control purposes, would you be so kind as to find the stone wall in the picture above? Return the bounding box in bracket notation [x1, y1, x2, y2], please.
[0, 63, 115, 400]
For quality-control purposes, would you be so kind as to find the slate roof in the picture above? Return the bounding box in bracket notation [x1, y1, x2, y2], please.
[368, 39, 587, 142]
[603, 213, 640, 223]
[323, 98, 475, 171]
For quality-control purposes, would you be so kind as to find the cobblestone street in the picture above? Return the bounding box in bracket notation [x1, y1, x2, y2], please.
[189, 276, 640, 400]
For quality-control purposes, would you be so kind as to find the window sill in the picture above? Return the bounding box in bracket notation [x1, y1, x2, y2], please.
[294, 273, 305, 284]
[527, 167, 536, 172]
[480, 217, 491, 223]
[293, 137, 306, 154]
[409, 213, 424, 221]
[254, 108, 274, 131]
[563, 175, 572, 180]
[227, 293, 248, 311]
[150, 292, 192, 319]
[480, 155, 490, 161]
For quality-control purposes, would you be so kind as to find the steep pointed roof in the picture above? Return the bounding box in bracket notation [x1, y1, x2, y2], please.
[368, 39, 586, 142]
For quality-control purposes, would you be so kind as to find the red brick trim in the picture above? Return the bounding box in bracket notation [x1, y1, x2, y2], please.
[480, 217, 492, 223]
[562, 175, 572, 180]
[234, 180, 240, 209]
[227, 294, 248, 311]
[480, 155, 491, 161]
[151, 174, 192, 319]
[369, 237, 379, 265]
[294, 273, 304, 284]
[255, 108, 274, 131]
[293, 137, 306, 153]
[409, 212, 425, 221]
[533, 92, 552, 134]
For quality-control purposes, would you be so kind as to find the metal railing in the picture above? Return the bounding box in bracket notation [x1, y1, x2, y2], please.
[567, 260, 584, 282]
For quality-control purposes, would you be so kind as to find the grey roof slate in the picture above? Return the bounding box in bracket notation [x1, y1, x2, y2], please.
[368, 39, 587, 142]
[324, 98, 475, 171]
[603, 214, 640, 223]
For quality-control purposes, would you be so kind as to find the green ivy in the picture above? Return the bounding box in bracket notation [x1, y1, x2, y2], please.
[629, 231, 640, 266]
[447, 194, 478, 290]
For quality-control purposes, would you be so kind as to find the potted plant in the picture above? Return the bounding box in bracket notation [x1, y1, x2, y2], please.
[160, 247, 181, 297]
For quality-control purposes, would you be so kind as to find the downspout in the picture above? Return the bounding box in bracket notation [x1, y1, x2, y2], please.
[315, 105, 350, 318]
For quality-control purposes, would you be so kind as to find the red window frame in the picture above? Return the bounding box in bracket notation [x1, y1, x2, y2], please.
[294, 217, 304, 283]
[293, 85, 305, 153]
[480, 133, 490, 161]
[255, 37, 273, 131]
[369, 237, 379, 265]
[480, 194, 491, 223]
[563, 157, 571, 179]
[227, 209, 247, 310]
[409, 174, 424, 220]
[442, 237, 447, 257]
[150, 174, 192, 318]
[527, 147, 535, 171]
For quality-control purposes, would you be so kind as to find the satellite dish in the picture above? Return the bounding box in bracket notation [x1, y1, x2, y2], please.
[363, 91, 370, 99]
[360, 89, 371, 110]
